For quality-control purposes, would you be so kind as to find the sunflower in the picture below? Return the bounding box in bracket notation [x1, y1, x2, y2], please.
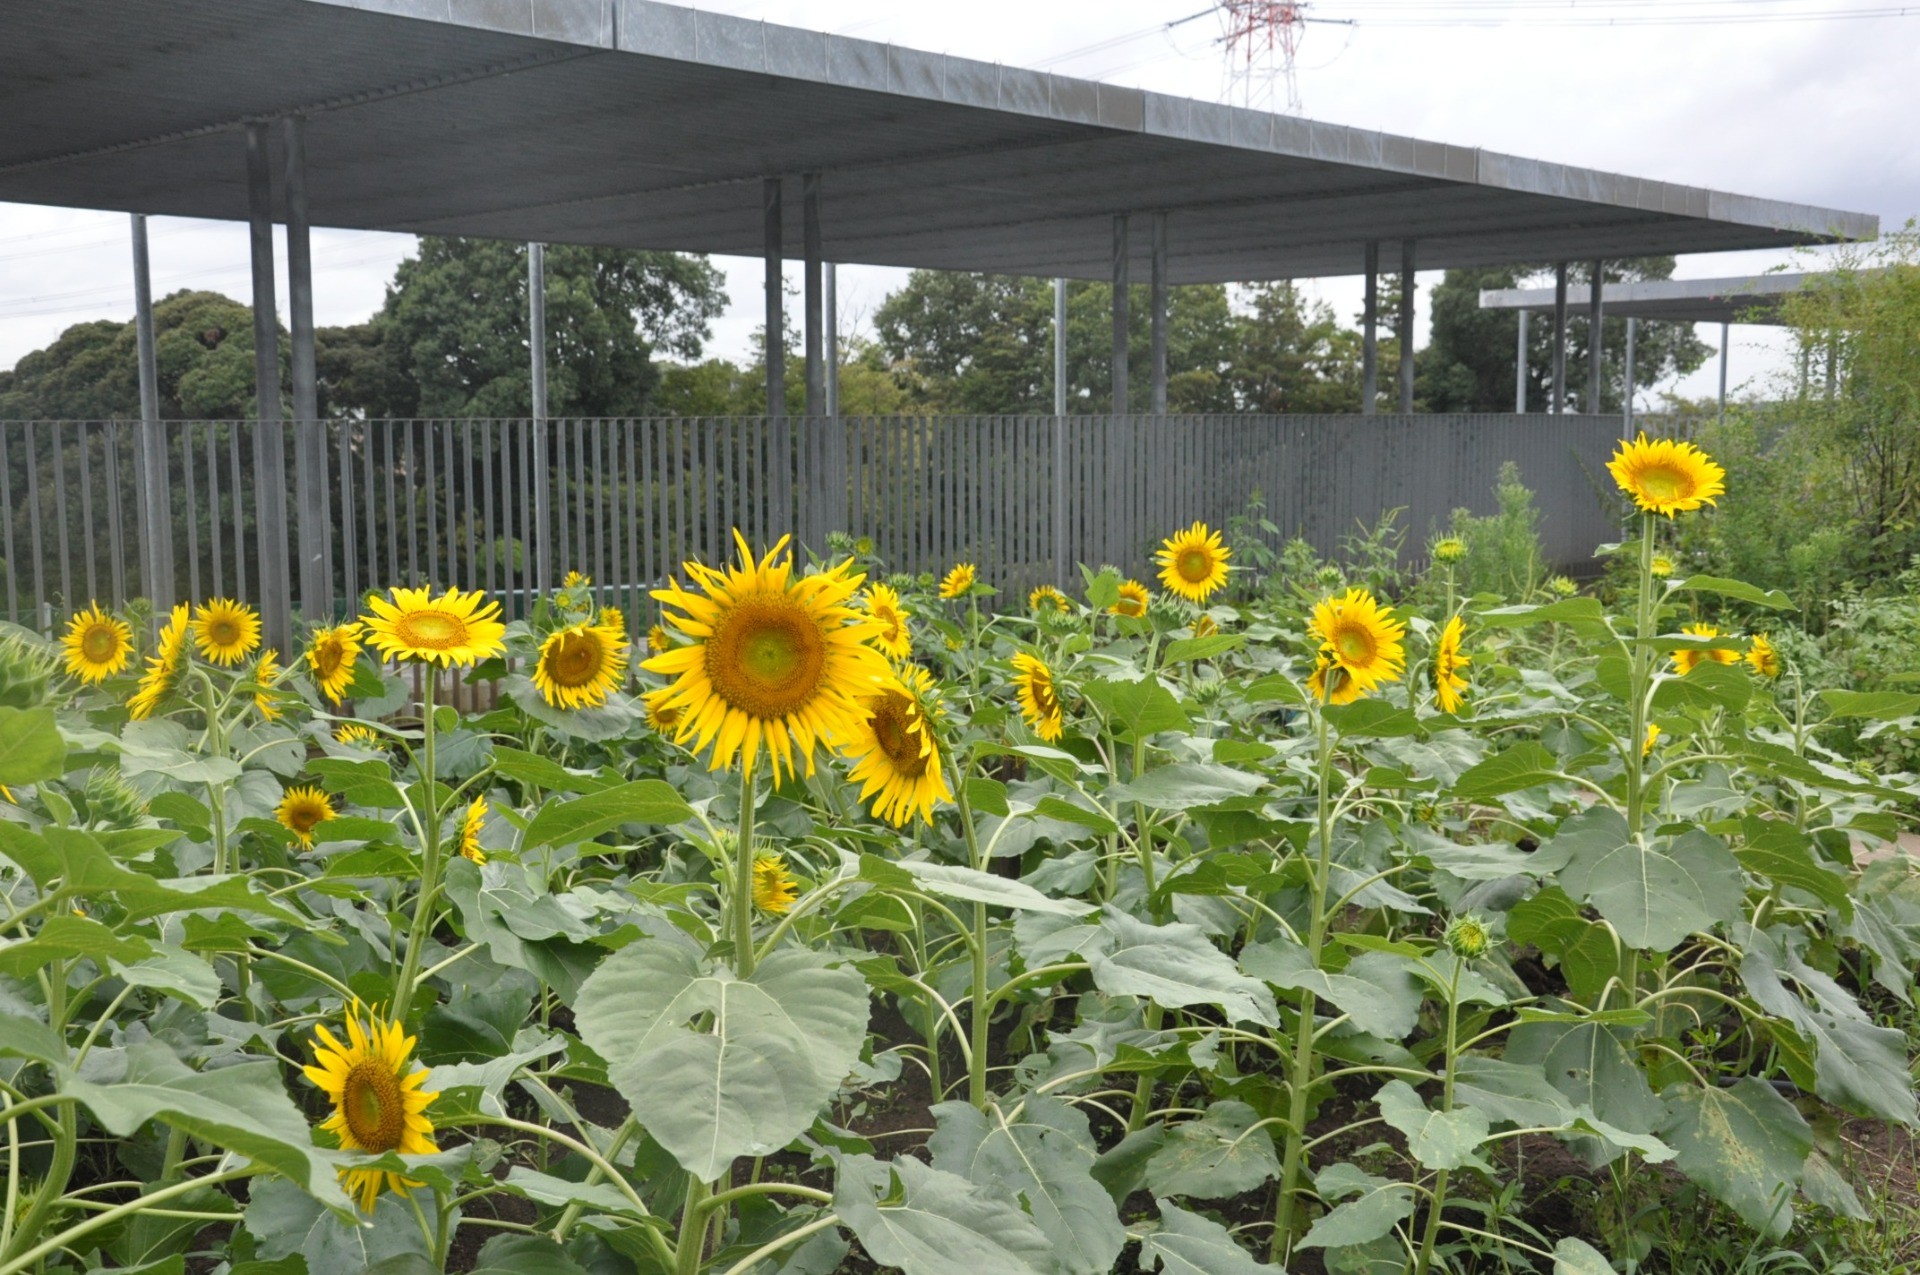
[1608, 433, 1727, 517]
[334, 721, 385, 750]
[562, 570, 591, 589]
[1650, 555, 1675, 579]
[303, 1004, 438, 1213]
[275, 785, 336, 849]
[192, 598, 262, 667]
[1746, 633, 1782, 679]
[1643, 723, 1661, 756]
[532, 620, 629, 710]
[61, 604, 132, 685]
[1011, 651, 1064, 743]
[647, 624, 671, 654]
[1672, 623, 1739, 676]
[1029, 584, 1070, 615]
[1431, 536, 1467, 565]
[1111, 580, 1150, 619]
[1546, 576, 1577, 599]
[360, 586, 506, 667]
[863, 584, 913, 660]
[1192, 614, 1219, 640]
[643, 532, 897, 782]
[1309, 587, 1406, 704]
[127, 604, 192, 721]
[643, 690, 682, 735]
[938, 563, 977, 600]
[844, 663, 952, 826]
[252, 649, 284, 722]
[599, 605, 625, 632]
[457, 796, 487, 864]
[751, 852, 798, 915]
[1433, 614, 1470, 714]
[1155, 522, 1231, 603]
[305, 624, 363, 706]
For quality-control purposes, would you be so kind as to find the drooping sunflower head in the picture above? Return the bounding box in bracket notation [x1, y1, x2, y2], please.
[305, 624, 363, 706]
[863, 583, 913, 660]
[1431, 536, 1467, 565]
[1649, 555, 1676, 579]
[62, 604, 133, 685]
[1309, 588, 1407, 704]
[334, 721, 386, 751]
[1672, 623, 1739, 676]
[1110, 580, 1151, 619]
[457, 796, 487, 864]
[1608, 433, 1727, 518]
[532, 621, 629, 710]
[276, 785, 336, 849]
[1011, 651, 1065, 743]
[360, 585, 507, 668]
[844, 663, 952, 826]
[252, 649, 284, 722]
[643, 532, 899, 782]
[938, 563, 977, 600]
[599, 605, 625, 632]
[751, 852, 798, 915]
[1746, 633, 1782, 679]
[1643, 723, 1661, 756]
[647, 624, 671, 654]
[303, 1004, 439, 1213]
[127, 605, 192, 721]
[1155, 522, 1231, 603]
[192, 598, 262, 667]
[1028, 584, 1070, 616]
[1433, 614, 1470, 714]
[562, 570, 591, 589]
[643, 689, 683, 735]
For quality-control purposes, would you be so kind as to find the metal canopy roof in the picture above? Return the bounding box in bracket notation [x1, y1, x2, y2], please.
[1477, 272, 1829, 325]
[0, 0, 1877, 283]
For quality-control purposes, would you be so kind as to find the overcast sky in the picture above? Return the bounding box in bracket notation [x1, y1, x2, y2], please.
[3, 0, 1914, 407]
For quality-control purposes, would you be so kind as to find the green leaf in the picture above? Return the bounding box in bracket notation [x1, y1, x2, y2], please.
[1375, 1080, 1491, 1171]
[929, 1097, 1123, 1275]
[0, 913, 153, 977]
[1452, 1056, 1576, 1129]
[1451, 742, 1560, 801]
[573, 937, 870, 1179]
[1735, 827, 1852, 918]
[1672, 575, 1792, 610]
[245, 1178, 425, 1270]
[0, 1011, 67, 1067]
[1505, 1019, 1663, 1142]
[1507, 887, 1622, 1001]
[1478, 597, 1611, 629]
[489, 746, 607, 794]
[306, 758, 406, 809]
[1163, 634, 1245, 665]
[1323, 700, 1421, 738]
[966, 776, 1010, 817]
[1240, 940, 1422, 1040]
[1657, 1078, 1811, 1238]
[1111, 763, 1264, 811]
[1534, 808, 1742, 950]
[1243, 674, 1305, 707]
[1088, 909, 1278, 1028]
[1139, 1198, 1275, 1273]
[1818, 689, 1920, 721]
[1651, 659, 1750, 713]
[522, 780, 693, 848]
[0, 706, 65, 785]
[469, 1235, 592, 1275]
[1553, 1237, 1613, 1275]
[1407, 831, 1543, 882]
[1081, 677, 1189, 742]
[1032, 794, 1119, 837]
[832, 1151, 1054, 1275]
[1141, 1101, 1280, 1200]
[1298, 1163, 1416, 1249]
[899, 860, 1095, 917]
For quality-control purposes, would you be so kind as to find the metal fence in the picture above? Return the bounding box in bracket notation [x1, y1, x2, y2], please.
[0, 412, 1646, 637]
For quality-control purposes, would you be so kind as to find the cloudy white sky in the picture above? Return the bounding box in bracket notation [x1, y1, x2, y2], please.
[3, 0, 1914, 407]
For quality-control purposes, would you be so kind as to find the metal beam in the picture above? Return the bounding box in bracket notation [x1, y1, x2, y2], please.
[130, 213, 171, 618]
[1551, 262, 1568, 415]
[529, 241, 550, 594]
[1150, 211, 1168, 415]
[1111, 213, 1129, 413]
[245, 122, 291, 651]
[284, 114, 327, 621]
[803, 172, 824, 417]
[764, 177, 786, 419]
[1514, 308, 1527, 414]
[1361, 240, 1378, 416]
[1397, 239, 1416, 414]
[1586, 259, 1604, 415]
[1053, 277, 1067, 417]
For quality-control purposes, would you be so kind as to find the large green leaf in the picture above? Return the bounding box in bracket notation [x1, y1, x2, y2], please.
[1374, 1080, 1491, 1171]
[900, 860, 1096, 917]
[1452, 1056, 1576, 1129]
[573, 936, 870, 1179]
[469, 1235, 592, 1275]
[929, 1098, 1123, 1275]
[0, 706, 65, 785]
[1142, 1101, 1280, 1200]
[1657, 1078, 1810, 1238]
[832, 1152, 1054, 1275]
[1507, 887, 1622, 1001]
[245, 1179, 425, 1271]
[1111, 763, 1264, 811]
[1240, 940, 1422, 1040]
[1139, 1199, 1274, 1273]
[1451, 742, 1560, 801]
[1670, 575, 1792, 610]
[522, 779, 693, 848]
[1651, 659, 1751, 713]
[1088, 909, 1278, 1028]
[1818, 689, 1920, 721]
[1505, 1019, 1663, 1144]
[0, 913, 152, 978]
[0, 824, 299, 922]
[1553, 1237, 1613, 1275]
[1534, 808, 1742, 950]
[1298, 1162, 1416, 1250]
[1080, 677, 1189, 742]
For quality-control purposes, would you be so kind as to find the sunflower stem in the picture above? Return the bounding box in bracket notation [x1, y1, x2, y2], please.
[673, 1178, 710, 1275]
[733, 754, 757, 980]
[393, 669, 441, 1022]
[1412, 954, 1465, 1275]
[951, 763, 996, 1111]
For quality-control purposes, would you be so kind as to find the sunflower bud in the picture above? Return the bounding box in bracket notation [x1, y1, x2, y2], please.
[1649, 555, 1675, 578]
[1431, 536, 1467, 565]
[1547, 576, 1577, 598]
[0, 631, 58, 710]
[1444, 914, 1492, 960]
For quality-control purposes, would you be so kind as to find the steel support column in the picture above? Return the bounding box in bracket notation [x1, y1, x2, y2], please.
[764, 178, 786, 419]
[823, 262, 839, 418]
[1397, 239, 1416, 413]
[245, 122, 292, 651]
[131, 214, 172, 617]
[1624, 318, 1637, 438]
[1361, 241, 1379, 415]
[802, 173, 824, 418]
[529, 242, 551, 594]
[1053, 278, 1068, 416]
[1150, 211, 1168, 415]
[1514, 309, 1528, 414]
[1718, 322, 1730, 426]
[1551, 263, 1569, 415]
[1586, 260, 1604, 415]
[1111, 214, 1130, 412]
[284, 115, 327, 620]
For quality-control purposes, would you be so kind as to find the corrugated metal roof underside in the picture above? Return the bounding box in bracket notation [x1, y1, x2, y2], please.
[0, 0, 1876, 282]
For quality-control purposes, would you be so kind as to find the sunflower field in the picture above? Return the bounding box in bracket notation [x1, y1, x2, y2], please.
[2, 433, 1918, 1275]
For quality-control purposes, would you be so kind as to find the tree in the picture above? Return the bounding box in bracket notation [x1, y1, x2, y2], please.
[322, 237, 726, 419]
[1417, 259, 1711, 413]
[1227, 282, 1362, 414]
